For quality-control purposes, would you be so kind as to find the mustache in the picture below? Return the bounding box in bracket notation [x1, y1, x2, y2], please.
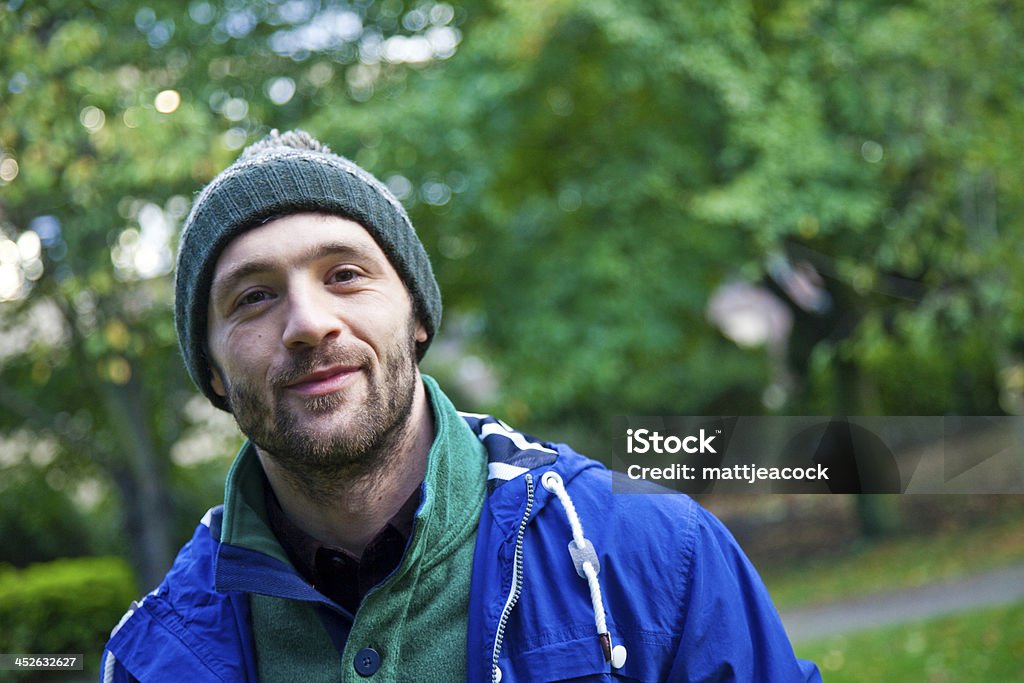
[269, 344, 370, 389]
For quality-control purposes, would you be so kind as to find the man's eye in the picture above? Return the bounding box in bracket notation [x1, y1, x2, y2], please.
[237, 290, 270, 308]
[329, 268, 359, 284]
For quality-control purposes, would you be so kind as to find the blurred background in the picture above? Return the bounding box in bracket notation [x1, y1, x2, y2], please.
[1, 0, 1022, 680]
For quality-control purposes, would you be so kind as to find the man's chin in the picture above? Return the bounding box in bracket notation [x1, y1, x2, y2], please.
[253, 414, 372, 463]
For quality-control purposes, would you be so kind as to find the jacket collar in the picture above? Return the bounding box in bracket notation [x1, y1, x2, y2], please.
[456, 412, 559, 489]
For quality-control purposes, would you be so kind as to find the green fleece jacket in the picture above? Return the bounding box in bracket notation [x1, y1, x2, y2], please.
[218, 376, 487, 682]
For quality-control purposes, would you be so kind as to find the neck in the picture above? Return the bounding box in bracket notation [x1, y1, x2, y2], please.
[257, 376, 434, 556]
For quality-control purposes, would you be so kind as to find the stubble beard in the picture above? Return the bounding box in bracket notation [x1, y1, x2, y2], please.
[223, 321, 420, 503]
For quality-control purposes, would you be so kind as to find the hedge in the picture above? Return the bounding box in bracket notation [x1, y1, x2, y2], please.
[0, 557, 137, 677]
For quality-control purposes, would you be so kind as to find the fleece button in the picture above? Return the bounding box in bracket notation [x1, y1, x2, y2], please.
[353, 648, 381, 676]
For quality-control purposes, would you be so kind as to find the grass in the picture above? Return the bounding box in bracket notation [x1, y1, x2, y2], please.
[795, 600, 1024, 682]
[759, 514, 1024, 611]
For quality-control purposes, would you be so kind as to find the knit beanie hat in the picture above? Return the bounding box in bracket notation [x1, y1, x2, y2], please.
[175, 129, 442, 411]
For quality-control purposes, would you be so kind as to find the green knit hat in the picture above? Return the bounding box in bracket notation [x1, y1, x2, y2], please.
[175, 129, 442, 411]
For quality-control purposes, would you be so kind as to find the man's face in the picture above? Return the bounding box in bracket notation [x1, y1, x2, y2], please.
[206, 213, 428, 484]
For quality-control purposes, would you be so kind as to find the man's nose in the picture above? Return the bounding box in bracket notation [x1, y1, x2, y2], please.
[281, 282, 343, 348]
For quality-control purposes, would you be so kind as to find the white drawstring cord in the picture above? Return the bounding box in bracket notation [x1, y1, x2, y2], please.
[581, 561, 610, 647]
[103, 651, 116, 683]
[545, 471, 587, 548]
[541, 471, 627, 669]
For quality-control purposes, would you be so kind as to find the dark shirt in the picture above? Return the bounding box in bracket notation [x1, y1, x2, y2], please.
[264, 483, 420, 614]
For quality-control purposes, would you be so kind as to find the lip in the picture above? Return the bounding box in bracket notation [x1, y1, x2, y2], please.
[284, 365, 360, 397]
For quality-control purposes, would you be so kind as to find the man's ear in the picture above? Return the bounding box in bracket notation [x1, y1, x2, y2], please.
[414, 322, 428, 344]
[209, 364, 227, 397]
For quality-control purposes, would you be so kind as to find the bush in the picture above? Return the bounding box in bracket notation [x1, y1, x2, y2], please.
[0, 557, 137, 677]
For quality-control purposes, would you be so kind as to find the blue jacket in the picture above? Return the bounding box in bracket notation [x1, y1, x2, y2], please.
[102, 413, 820, 682]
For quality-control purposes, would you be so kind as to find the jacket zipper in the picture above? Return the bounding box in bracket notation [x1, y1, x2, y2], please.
[491, 473, 535, 682]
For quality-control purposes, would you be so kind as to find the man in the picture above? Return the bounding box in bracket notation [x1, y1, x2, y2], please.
[102, 130, 820, 682]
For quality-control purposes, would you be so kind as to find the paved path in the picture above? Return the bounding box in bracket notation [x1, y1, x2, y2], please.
[779, 562, 1024, 643]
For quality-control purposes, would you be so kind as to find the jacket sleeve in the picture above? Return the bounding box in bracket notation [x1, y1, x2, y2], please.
[668, 506, 822, 682]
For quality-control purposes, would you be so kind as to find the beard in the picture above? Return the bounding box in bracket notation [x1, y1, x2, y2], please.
[221, 318, 420, 502]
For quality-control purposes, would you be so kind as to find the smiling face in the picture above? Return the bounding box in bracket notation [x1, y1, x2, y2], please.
[206, 213, 428, 489]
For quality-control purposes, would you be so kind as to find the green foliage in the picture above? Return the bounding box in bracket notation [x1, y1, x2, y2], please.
[0, 557, 136, 676]
[842, 313, 1001, 415]
[311, 0, 772, 431]
[0, 465, 92, 566]
[308, 0, 1024, 433]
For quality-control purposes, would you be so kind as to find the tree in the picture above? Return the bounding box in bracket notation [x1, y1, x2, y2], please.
[310, 0, 1024, 436]
[309, 0, 780, 446]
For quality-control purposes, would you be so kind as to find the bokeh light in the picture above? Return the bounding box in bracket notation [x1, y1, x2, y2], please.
[266, 76, 296, 105]
[110, 203, 175, 280]
[221, 97, 248, 121]
[154, 89, 181, 114]
[0, 157, 19, 182]
[79, 106, 106, 132]
[0, 229, 45, 301]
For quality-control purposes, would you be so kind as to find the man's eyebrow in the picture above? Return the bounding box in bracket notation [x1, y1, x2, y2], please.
[210, 241, 382, 301]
